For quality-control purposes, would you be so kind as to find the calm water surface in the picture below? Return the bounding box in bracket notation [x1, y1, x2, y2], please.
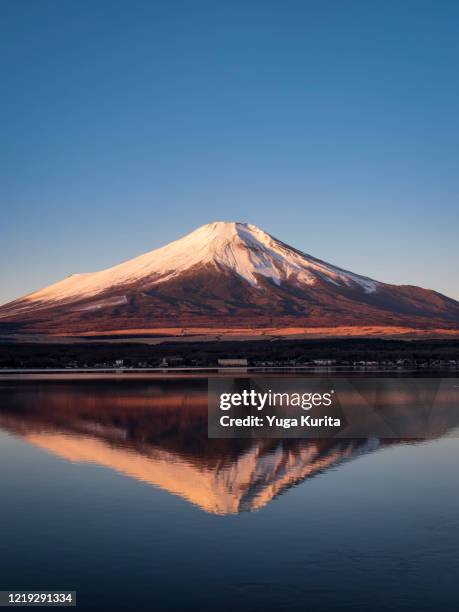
[0, 377, 458, 612]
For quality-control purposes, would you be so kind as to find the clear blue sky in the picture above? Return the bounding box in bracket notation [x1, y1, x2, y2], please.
[1, 0, 458, 304]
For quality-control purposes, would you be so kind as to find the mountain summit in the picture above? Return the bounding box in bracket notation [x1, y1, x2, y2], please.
[1, 221, 458, 335]
[8, 222, 378, 303]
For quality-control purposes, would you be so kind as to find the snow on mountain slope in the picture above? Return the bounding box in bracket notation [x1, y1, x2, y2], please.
[5, 222, 378, 308]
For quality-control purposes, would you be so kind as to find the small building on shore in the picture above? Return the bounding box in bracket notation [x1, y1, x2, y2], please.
[218, 358, 248, 370]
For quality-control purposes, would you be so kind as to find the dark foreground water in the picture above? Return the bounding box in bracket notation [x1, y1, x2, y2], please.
[0, 376, 459, 612]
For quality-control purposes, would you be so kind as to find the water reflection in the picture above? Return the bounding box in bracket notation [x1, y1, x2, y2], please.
[0, 379, 457, 515]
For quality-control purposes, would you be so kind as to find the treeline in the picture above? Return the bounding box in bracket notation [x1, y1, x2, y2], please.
[0, 338, 457, 368]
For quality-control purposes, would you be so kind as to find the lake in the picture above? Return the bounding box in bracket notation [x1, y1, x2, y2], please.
[0, 376, 458, 611]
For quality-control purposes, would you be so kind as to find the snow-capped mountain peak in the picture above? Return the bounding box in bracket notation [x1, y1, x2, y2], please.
[1, 221, 458, 333]
[13, 221, 377, 307]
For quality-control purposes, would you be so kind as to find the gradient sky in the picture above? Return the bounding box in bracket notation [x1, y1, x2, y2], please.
[1, 0, 458, 304]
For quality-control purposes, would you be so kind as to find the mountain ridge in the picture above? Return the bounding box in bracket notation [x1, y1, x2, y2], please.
[1, 221, 458, 335]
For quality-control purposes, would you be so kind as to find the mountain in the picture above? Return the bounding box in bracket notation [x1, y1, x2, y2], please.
[0, 221, 458, 335]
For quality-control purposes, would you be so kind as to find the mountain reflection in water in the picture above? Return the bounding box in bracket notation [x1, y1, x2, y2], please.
[0, 379, 457, 515]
